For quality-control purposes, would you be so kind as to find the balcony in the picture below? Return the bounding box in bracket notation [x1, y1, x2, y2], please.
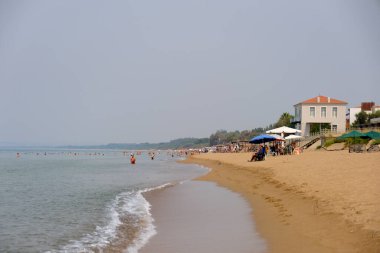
[291, 117, 301, 124]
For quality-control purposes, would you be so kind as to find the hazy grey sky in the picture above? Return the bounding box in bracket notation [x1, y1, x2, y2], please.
[1, 0, 379, 145]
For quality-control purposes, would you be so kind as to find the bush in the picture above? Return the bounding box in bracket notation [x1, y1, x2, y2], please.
[323, 138, 336, 148]
[334, 138, 345, 143]
[346, 138, 370, 145]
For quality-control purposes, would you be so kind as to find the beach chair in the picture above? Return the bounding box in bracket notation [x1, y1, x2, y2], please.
[270, 146, 277, 156]
[349, 144, 365, 153]
[255, 152, 265, 161]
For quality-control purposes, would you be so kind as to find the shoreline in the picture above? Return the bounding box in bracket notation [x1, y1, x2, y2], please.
[182, 151, 380, 253]
[140, 180, 266, 253]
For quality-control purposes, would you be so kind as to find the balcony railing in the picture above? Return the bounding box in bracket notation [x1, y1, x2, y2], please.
[308, 129, 340, 137]
[308, 127, 380, 138]
[347, 127, 380, 133]
[291, 118, 301, 123]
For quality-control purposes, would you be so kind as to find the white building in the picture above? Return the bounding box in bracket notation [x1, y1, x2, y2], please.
[293, 95, 347, 136]
[348, 102, 380, 125]
[348, 107, 361, 125]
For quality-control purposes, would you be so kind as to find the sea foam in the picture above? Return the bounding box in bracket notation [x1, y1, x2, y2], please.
[48, 183, 171, 253]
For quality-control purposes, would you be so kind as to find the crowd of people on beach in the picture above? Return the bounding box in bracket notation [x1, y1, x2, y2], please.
[13, 141, 303, 164]
[247, 142, 301, 162]
[202, 140, 302, 162]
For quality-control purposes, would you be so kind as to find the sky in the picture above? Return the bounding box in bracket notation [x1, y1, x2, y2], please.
[0, 0, 379, 146]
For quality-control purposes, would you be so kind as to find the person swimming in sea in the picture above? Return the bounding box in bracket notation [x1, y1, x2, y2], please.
[147, 151, 155, 160]
[130, 154, 136, 164]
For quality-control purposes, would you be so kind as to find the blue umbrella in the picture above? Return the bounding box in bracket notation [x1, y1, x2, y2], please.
[249, 134, 277, 144]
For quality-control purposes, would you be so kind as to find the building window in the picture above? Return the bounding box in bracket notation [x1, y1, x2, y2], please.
[295, 107, 300, 119]
[310, 107, 315, 117]
[332, 107, 337, 118]
[332, 125, 337, 132]
[321, 107, 326, 118]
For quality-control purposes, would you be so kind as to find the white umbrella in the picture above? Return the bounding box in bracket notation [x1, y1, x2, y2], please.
[268, 134, 285, 141]
[285, 134, 303, 140]
[266, 126, 302, 135]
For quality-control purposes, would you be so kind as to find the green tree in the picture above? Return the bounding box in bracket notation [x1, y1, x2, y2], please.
[209, 128, 267, 145]
[368, 110, 380, 121]
[225, 131, 240, 143]
[352, 111, 368, 127]
[275, 112, 294, 128]
[240, 130, 251, 140]
[208, 112, 295, 146]
[209, 130, 228, 146]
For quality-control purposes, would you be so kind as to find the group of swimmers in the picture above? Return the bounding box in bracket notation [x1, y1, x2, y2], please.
[15, 150, 185, 165]
[16, 151, 107, 158]
[129, 151, 158, 164]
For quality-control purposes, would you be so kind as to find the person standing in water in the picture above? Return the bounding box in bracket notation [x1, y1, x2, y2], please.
[148, 151, 155, 160]
[130, 154, 136, 164]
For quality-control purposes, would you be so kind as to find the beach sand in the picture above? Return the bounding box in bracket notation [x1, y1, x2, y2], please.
[140, 181, 266, 253]
[182, 150, 380, 253]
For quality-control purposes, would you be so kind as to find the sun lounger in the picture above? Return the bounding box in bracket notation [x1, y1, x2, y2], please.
[349, 144, 366, 153]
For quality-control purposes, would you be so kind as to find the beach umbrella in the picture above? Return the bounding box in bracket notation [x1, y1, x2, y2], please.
[337, 130, 367, 140]
[268, 134, 285, 141]
[285, 134, 303, 140]
[249, 134, 277, 144]
[364, 131, 380, 140]
[266, 126, 302, 135]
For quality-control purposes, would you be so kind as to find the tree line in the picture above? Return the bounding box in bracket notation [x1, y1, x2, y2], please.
[61, 112, 295, 149]
[209, 112, 294, 146]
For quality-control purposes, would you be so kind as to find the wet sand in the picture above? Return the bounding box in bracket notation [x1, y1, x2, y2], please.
[183, 151, 380, 253]
[140, 181, 266, 253]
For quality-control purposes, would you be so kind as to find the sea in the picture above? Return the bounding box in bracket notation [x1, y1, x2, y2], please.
[0, 148, 208, 253]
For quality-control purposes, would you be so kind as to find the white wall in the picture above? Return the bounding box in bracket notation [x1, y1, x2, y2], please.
[348, 107, 379, 125]
[297, 104, 346, 136]
[349, 107, 361, 125]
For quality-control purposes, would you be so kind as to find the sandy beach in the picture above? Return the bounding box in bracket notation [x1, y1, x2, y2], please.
[141, 181, 266, 253]
[182, 150, 380, 253]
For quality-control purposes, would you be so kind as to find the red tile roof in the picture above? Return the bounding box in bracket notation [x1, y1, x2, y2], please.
[297, 95, 347, 105]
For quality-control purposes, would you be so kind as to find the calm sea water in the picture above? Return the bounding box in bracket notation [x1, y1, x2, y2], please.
[0, 149, 207, 252]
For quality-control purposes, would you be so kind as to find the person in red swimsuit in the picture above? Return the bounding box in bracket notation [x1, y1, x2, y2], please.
[130, 154, 136, 164]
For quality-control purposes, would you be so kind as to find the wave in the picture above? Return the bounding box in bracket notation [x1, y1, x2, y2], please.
[47, 183, 171, 253]
[124, 183, 171, 253]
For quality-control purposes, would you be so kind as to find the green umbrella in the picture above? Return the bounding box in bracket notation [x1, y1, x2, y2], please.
[365, 131, 380, 140]
[337, 130, 367, 140]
